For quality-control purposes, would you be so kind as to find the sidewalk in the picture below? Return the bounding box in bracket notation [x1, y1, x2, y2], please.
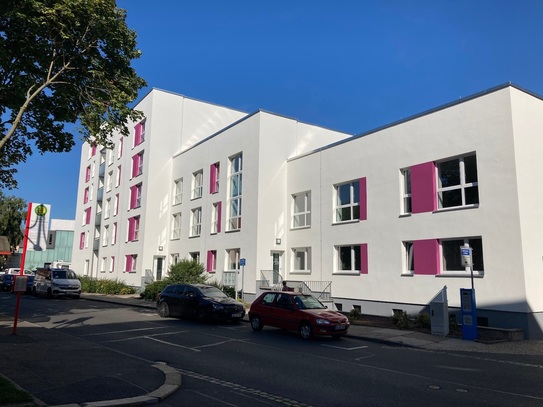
[2, 293, 542, 407]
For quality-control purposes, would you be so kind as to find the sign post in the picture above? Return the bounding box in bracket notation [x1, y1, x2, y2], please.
[459, 244, 477, 340]
[239, 258, 246, 301]
[12, 202, 32, 335]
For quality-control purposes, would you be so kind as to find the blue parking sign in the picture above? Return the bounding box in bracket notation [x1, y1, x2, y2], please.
[240, 258, 246, 266]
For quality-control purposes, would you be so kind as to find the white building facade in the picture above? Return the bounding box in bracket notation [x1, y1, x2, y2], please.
[72, 84, 543, 339]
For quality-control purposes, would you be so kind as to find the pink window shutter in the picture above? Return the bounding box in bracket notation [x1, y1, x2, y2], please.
[359, 177, 367, 221]
[411, 162, 437, 214]
[360, 243, 368, 274]
[130, 185, 136, 209]
[80, 233, 85, 250]
[206, 251, 213, 272]
[413, 239, 440, 275]
[132, 155, 138, 178]
[210, 164, 216, 194]
[128, 218, 134, 241]
[134, 123, 142, 146]
[125, 255, 132, 272]
[217, 201, 222, 233]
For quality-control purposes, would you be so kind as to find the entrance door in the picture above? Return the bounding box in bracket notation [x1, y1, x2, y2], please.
[271, 251, 283, 284]
[155, 257, 165, 281]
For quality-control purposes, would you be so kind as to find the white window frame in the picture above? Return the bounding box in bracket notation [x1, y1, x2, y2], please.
[171, 213, 181, 240]
[227, 153, 242, 231]
[403, 241, 414, 275]
[226, 248, 241, 271]
[189, 252, 200, 263]
[109, 256, 115, 273]
[112, 222, 117, 245]
[292, 192, 311, 229]
[171, 253, 179, 265]
[437, 154, 479, 210]
[334, 245, 361, 275]
[334, 180, 360, 223]
[211, 202, 219, 234]
[104, 198, 111, 219]
[107, 171, 113, 191]
[192, 170, 203, 199]
[173, 178, 183, 205]
[100, 257, 107, 273]
[102, 226, 109, 247]
[190, 207, 202, 237]
[400, 169, 412, 215]
[291, 247, 311, 274]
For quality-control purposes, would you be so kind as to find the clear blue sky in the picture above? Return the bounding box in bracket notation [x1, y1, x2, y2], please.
[5, 0, 543, 220]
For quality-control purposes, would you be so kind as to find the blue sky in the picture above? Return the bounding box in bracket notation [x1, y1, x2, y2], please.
[5, 0, 543, 220]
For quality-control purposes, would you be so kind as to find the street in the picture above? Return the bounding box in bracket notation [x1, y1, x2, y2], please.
[2, 292, 543, 406]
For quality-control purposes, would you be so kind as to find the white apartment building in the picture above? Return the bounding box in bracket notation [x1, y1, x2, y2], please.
[73, 84, 543, 339]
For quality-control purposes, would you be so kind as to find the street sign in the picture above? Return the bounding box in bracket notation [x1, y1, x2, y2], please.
[240, 258, 246, 266]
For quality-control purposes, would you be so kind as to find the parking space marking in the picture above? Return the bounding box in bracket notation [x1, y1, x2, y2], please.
[84, 326, 169, 336]
[322, 344, 369, 350]
[145, 335, 201, 352]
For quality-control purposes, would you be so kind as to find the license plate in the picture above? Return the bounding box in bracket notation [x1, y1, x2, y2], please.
[335, 324, 346, 330]
[231, 313, 242, 318]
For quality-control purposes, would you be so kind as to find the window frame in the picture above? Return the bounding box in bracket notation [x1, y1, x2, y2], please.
[334, 180, 360, 223]
[192, 170, 203, 200]
[190, 207, 202, 237]
[171, 213, 181, 240]
[400, 168, 412, 215]
[440, 237, 484, 277]
[436, 154, 479, 210]
[292, 191, 311, 229]
[173, 178, 183, 205]
[291, 247, 311, 274]
[227, 153, 242, 231]
[334, 244, 361, 275]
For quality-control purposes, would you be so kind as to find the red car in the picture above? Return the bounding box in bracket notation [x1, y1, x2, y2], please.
[249, 291, 350, 339]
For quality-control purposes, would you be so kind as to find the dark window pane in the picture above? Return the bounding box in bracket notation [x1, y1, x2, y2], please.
[469, 239, 484, 271]
[465, 186, 479, 205]
[464, 155, 478, 183]
[353, 181, 360, 204]
[339, 247, 351, 270]
[438, 159, 460, 187]
[440, 189, 462, 208]
[353, 205, 360, 220]
[354, 246, 361, 271]
[338, 184, 351, 205]
[442, 240, 465, 271]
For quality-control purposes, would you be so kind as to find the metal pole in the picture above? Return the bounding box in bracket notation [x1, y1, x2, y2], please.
[13, 202, 32, 335]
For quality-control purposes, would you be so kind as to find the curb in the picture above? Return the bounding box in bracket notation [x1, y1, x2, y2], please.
[49, 363, 181, 407]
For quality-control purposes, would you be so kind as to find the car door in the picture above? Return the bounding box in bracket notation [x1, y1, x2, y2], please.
[180, 285, 199, 317]
[167, 285, 184, 315]
[272, 293, 299, 331]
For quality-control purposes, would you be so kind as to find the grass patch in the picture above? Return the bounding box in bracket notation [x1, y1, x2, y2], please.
[0, 375, 36, 406]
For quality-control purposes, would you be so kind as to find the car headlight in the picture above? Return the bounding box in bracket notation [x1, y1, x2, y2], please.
[212, 303, 225, 310]
[315, 318, 331, 325]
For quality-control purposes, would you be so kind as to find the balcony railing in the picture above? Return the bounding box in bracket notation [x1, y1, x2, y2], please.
[258, 270, 332, 302]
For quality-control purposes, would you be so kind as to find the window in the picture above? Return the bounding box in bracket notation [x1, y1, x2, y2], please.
[79, 232, 85, 250]
[130, 183, 142, 209]
[114, 194, 119, 216]
[292, 248, 311, 273]
[335, 180, 360, 223]
[441, 238, 484, 275]
[171, 253, 179, 265]
[207, 250, 217, 272]
[109, 256, 115, 273]
[107, 171, 113, 191]
[336, 245, 361, 274]
[292, 192, 311, 228]
[85, 166, 91, 182]
[104, 198, 111, 219]
[403, 241, 414, 275]
[84, 187, 89, 204]
[226, 248, 240, 271]
[171, 213, 181, 239]
[116, 165, 121, 187]
[190, 252, 200, 263]
[210, 162, 220, 194]
[211, 202, 221, 234]
[132, 151, 144, 178]
[118, 137, 123, 159]
[125, 254, 137, 273]
[173, 178, 183, 205]
[100, 257, 106, 273]
[107, 149, 114, 165]
[127, 216, 140, 242]
[190, 207, 202, 237]
[84, 208, 91, 225]
[112, 222, 117, 245]
[227, 153, 242, 231]
[437, 154, 478, 209]
[134, 120, 145, 146]
[401, 169, 412, 214]
[102, 226, 109, 246]
[192, 170, 203, 199]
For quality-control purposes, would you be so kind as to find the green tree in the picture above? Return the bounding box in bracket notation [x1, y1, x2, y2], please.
[0, 191, 26, 250]
[166, 259, 209, 285]
[0, 0, 146, 189]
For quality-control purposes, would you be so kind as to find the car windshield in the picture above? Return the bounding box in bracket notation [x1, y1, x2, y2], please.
[199, 286, 228, 299]
[293, 295, 325, 310]
[52, 269, 78, 279]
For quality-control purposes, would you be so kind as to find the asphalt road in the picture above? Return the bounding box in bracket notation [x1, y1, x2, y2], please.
[2, 292, 543, 407]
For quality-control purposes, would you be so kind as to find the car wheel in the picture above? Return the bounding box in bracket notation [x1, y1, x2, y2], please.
[299, 322, 313, 339]
[250, 315, 263, 331]
[158, 302, 170, 318]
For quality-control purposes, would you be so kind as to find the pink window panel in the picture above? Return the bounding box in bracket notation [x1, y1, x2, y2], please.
[217, 201, 222, 233]
[411, 162, 437, 214]
[132, 155, 138, 178]
[360, 243, 368, 274]
[359, 177, 367, 221]
[91, 145, 97, 156]
[85, 208, 91, 225]
[206, 250, 216, 272]
[210, 163, 219, 194]
[125, 255, 132, 272]
[130, 185, 137, 209]
[127, 217, 135, 241]
[79, 233, 85, 250]
[413, 239, 440, 275]
[134, 123, 142, 146]
[85, 166, 91, 182]
[84, 188, 89, 204]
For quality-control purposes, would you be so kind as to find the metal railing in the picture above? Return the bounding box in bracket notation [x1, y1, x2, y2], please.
[258, 270, 332, 302]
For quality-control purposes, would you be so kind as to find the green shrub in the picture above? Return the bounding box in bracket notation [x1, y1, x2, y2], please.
[141, 280, 169, 301]
[392, 309, 410, 329]
[348, 308, 362, 321]
[79, 276, 136, 295]
[416, 312, 431, 329]
[166, 259, 208, 284]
